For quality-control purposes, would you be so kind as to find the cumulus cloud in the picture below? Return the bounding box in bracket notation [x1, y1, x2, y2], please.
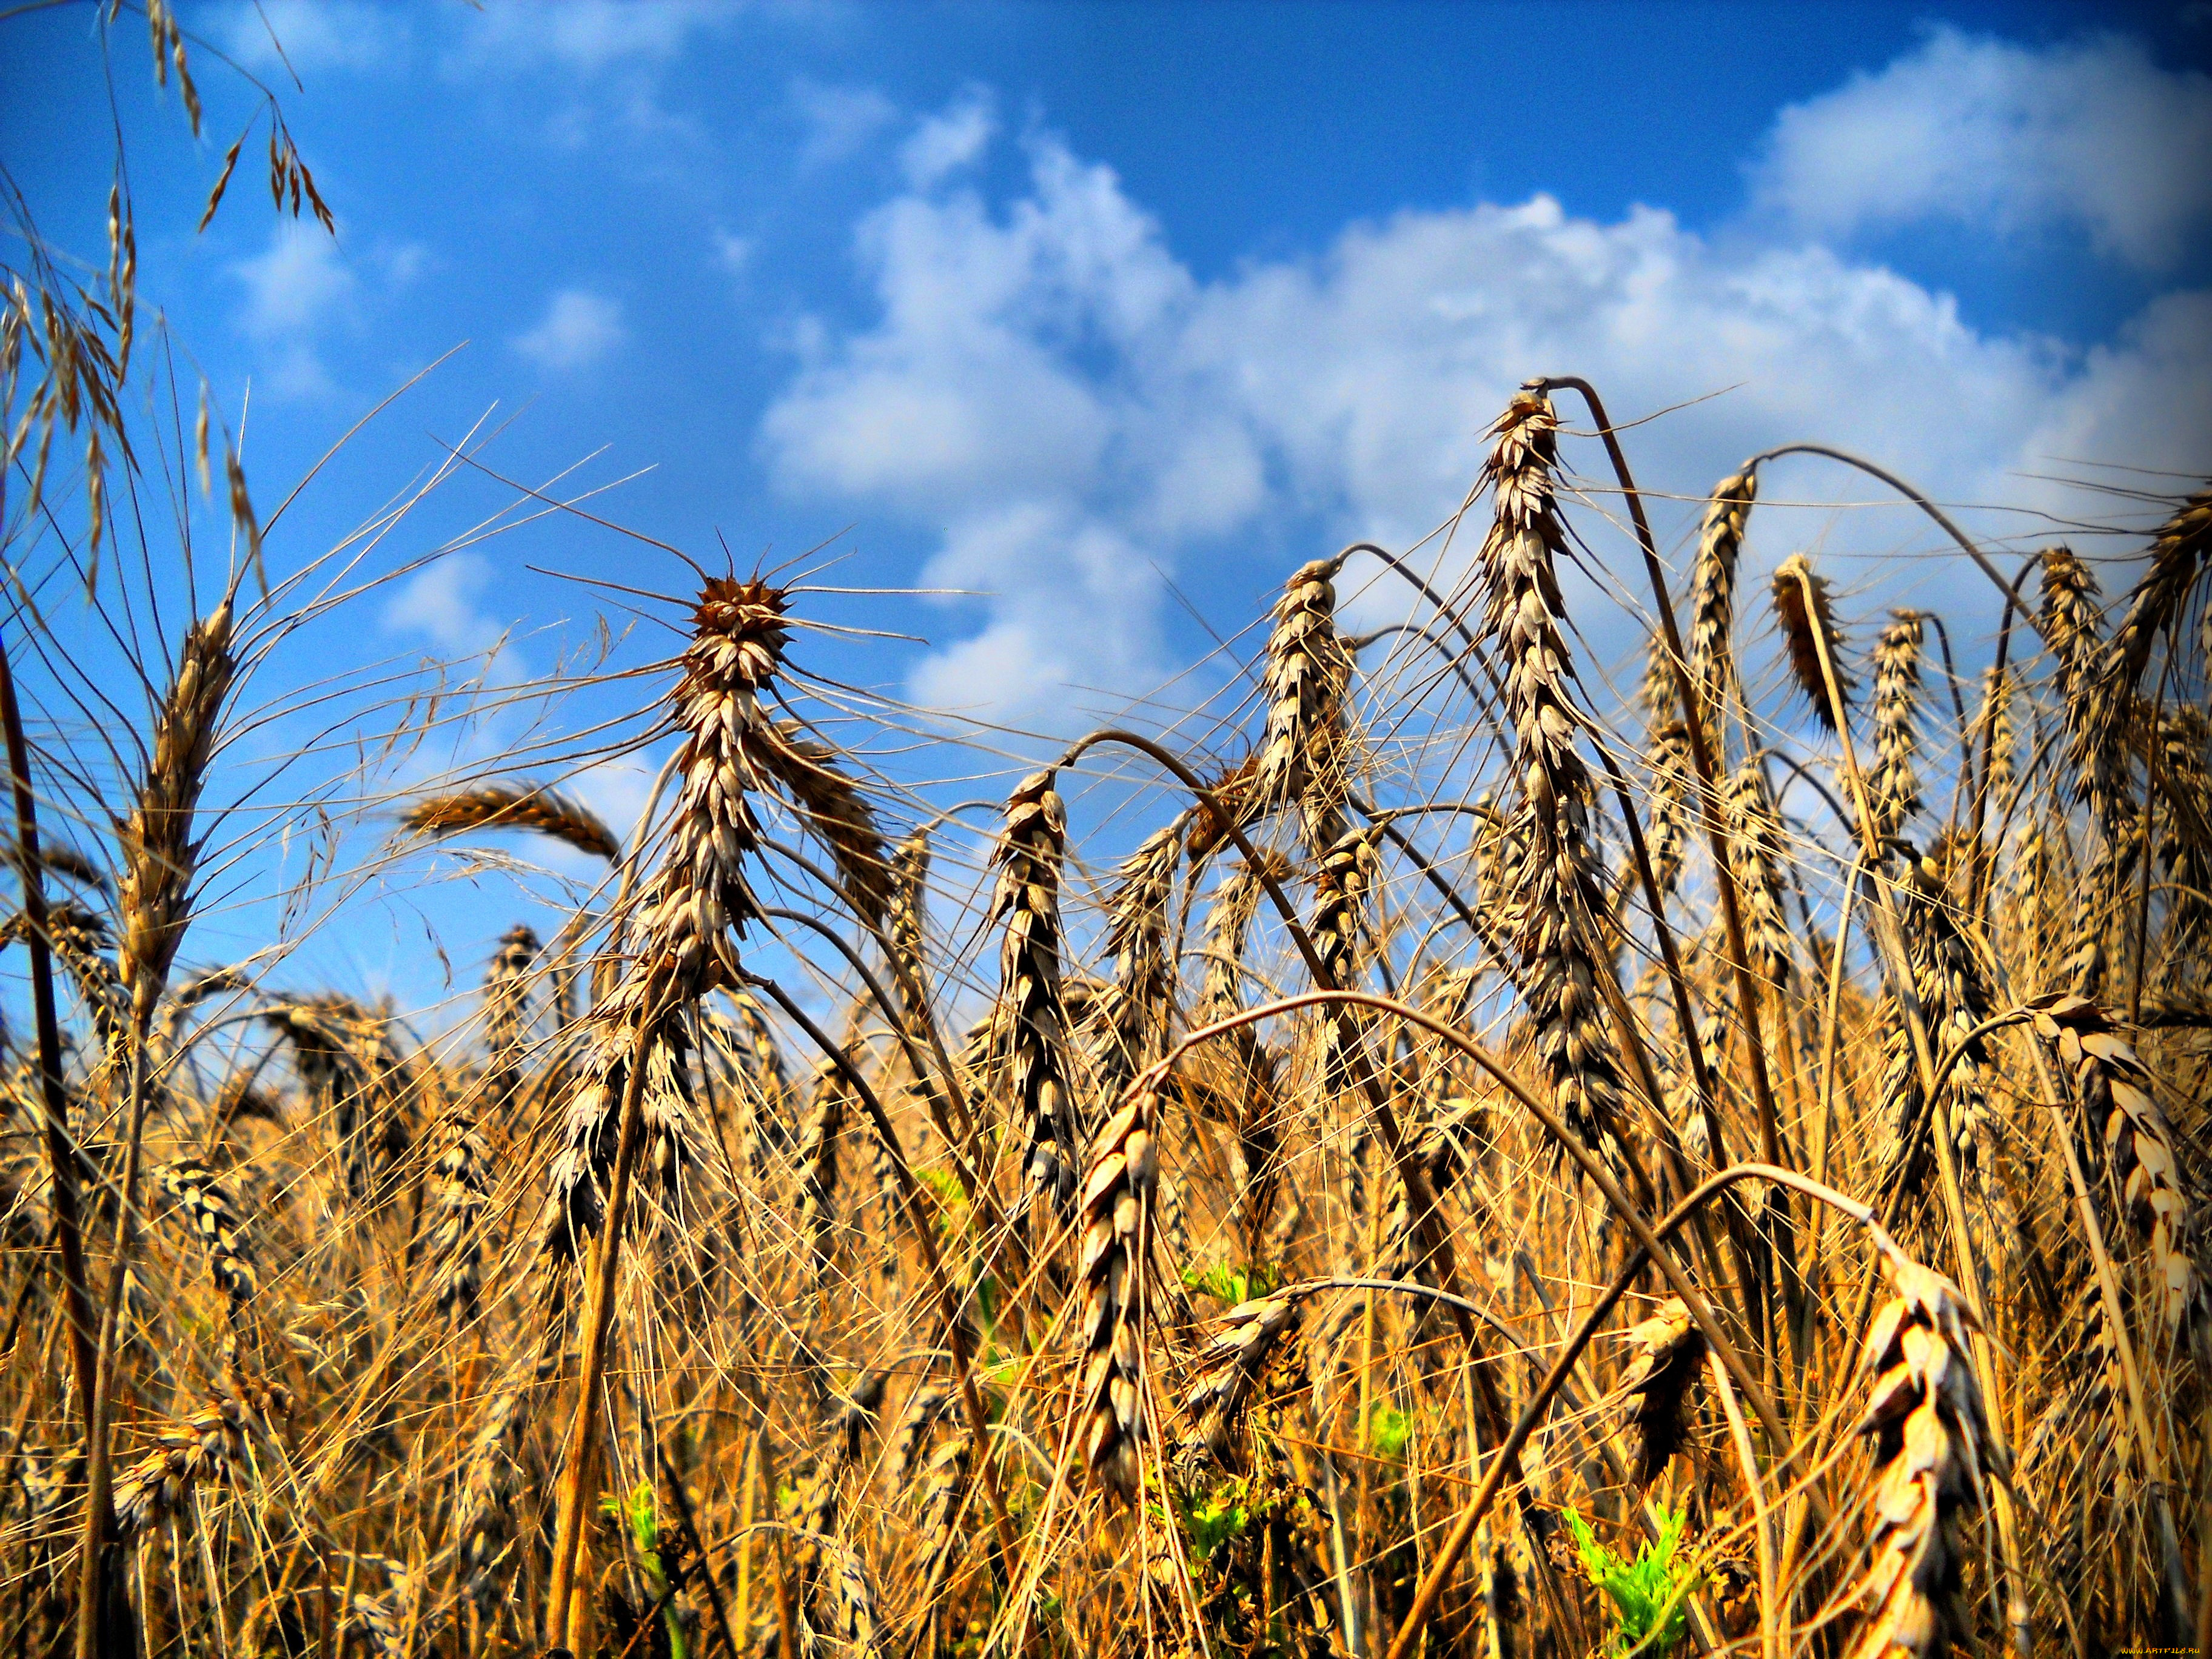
[457, 0, 728, 73]
[383, 554, 508, 655]
[901, 87, 997, 189]
[512, 289, 625, 370]
[791, 79, 899, 166]
[762, 49, 2211, 728]
[1754, 25, 2212, 268]
[230, 223, 357, 396]
[214, 1, 409, 73]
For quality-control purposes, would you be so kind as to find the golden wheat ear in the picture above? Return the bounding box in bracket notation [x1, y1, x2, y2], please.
[1849, 1255, 2009, 1659]
[1771, 552, 1850, 730]
[988, 768, 1079, 1211]
[400, 782, 621, 862]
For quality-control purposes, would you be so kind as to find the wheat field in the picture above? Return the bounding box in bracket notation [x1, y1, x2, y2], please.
[5, 12, 2211, 1659]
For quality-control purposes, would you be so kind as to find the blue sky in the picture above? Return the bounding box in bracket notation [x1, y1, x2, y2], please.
[6, 0, 2210, 1010]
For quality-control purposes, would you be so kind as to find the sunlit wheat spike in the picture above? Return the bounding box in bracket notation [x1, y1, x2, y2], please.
[1091, 816, 1187, 1100]
[1475, 389, 1624, 1154]
[1181, 1289, 1300, 1464]
[1184, 750, 1261, 865]
[1256, 554, 1356, 856]
[3, 902, 130, 1082]
[345, 1557, 417, 1659]
[2031, 994, 2207, 1350]
[117, 597, 233, 1033]
[1723, 761, 1796, 988]
[763, 718, 892, 931]
[833, 1544, 879, 1657]
[112, 1378, 291, 1538]
[2038, 547, 2150, 999]
[915, 1432, 972, 1603]
[1688, 461, 1758, 745]
[152, 1157, 256, 1312]
[1899, 855, 2003, 1215]
[1976, 665, 2017, 802]
[1615, 1296, 1703, 1484]
[262, 996, 414, 1201]
[887, 826, 931, 1030]
[481, 922, 538, 1113]
[1309, 823, 1380, 1094]
[1849, 1253, 2008, 1659]
[452, 1375, 529, 1610]
[2103, 485, 2209, 699]
[400, 783, 620, 862]
[1637, 644, 1694, 899]
[989, 767, 1080, 1210]
[1866, 611, 1928, 843]
[427, 1111, 491, 1322]
[1771, 552, 1850, 729]
[1078, 1084, 1158, 1501]
[1195, 850, 1285, 1026]
[2152, 707, 2212, 977]
[542, 577, 793, 1264]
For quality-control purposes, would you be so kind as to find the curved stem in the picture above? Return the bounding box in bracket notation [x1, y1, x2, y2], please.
[1751, 442, 2046, 645]
[1536, 374, 1801, 1353]
[1382, 1158, 1875, 1659]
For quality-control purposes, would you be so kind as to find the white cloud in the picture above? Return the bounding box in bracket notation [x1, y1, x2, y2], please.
[383, 554, 506, 654]
[900, 86, 997, 189]
[791, 79, 899, 166]
[762, 107, 2210, 727]
[457, 0, 728, 73]
[714, 229, 755, 273]
[1754, 25, 2212, 268]
[512, 289, 625, 370]
[214, 1, 409, 74]
[229, 223, 357, 397]
[233, 223, 355, 337]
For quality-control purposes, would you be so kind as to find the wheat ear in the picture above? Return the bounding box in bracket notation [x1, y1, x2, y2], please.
[1257, 555, 1356, 855]
[117, 598, 233, 1033]
[400, 783, 620, 862]
[1078, 1083, 1158, 1500]
[152, 1157, 256, 1313]
[1688, 462, 1758, 745]
[1867, 612, 1928, 842]
[990, 768, 1079, 1209]
[1181, 1289, 1300, 1464]
[2031, 994, 2206, 1349]
[1615, 1296, 1703, 1485]
[1772, 552, 1850, 730]
[1475, 390, 1623, 1153]
[1092, 817, 1186, 1100]
[1849, 1255, 2009, 1659]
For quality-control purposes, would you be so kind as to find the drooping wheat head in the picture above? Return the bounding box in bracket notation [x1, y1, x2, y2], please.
[1474, 389, 1622, 1154]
